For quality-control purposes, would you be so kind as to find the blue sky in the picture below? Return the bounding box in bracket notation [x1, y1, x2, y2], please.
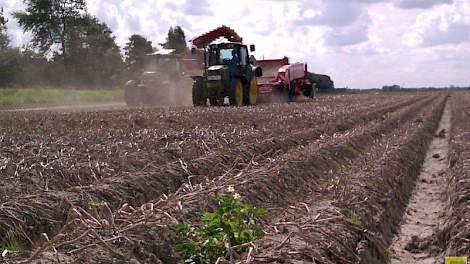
[1, 0, 470, 88]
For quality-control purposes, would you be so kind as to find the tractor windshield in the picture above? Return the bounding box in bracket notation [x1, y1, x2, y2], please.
[144, 56, 180, 74]
[209, 46, 240, 66]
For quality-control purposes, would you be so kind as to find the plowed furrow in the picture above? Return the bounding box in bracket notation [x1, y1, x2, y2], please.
[40, 96, 443, 263]
[74, 95, 431, 209]
[248, 96, 447, 264]
[0, 96, 429, 248]
[0, 96, 408, 195]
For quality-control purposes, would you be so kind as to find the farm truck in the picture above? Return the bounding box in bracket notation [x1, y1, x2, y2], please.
[190, 25, 314, 106]
[124, 49, 200, 106]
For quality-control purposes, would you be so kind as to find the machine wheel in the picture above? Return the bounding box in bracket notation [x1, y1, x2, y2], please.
[192, 79, 206, 106]
[288, 81, 296, 102]
[124, 81, 140, 107]
[249, 77, 259, 105]
[209, 97, 220, 106]
[229, 80, 244, 106]
[303, 85, 314, 98]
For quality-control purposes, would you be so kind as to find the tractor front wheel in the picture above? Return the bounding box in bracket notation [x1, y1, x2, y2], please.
[249, 77, 258, 105]
[229, 80, 244, 106]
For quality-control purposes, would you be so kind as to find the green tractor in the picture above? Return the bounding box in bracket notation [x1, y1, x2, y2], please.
[191, 42, 263, 106]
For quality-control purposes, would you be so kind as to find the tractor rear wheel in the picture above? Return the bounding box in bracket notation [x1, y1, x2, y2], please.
[229, 80, 244, 106]
[249, 77, 258, 105]
[192, 79, 206, 106]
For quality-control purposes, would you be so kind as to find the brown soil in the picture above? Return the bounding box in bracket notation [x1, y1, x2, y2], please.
[389, 99, 451, 263]
[435, 92, 470, 258]
[1, 93, 460, 264]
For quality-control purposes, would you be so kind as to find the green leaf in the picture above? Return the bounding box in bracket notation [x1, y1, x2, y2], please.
[253, 228, 265, 238]
[175, 242, 197, 253]
[238, 229, 252, 243]
[174, 194, 268, 263]
[202, 212, 218, 225]
[254, 207, 268, 217]
[175, 223, 190, 235]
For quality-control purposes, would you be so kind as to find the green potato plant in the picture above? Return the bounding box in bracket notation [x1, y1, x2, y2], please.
[175, 192, 267, 264]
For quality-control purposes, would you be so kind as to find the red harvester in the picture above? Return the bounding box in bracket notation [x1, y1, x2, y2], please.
[257, 57, 313, 102]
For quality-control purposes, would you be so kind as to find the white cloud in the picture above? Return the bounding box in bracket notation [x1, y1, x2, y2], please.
[403, 0, 470, 47]
[394, 0, 454, 9]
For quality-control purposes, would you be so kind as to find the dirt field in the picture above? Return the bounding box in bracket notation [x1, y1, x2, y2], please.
[0, 92, 468, 263]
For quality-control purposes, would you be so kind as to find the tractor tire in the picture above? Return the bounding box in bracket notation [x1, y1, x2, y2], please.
[192, 79, 206, 106]
[124, 81, 140, 107]
[303, 85, 314, 98]
[248, 77, 259, 105]
[209, 97, 219, 106]
[229, 80, 244, 106]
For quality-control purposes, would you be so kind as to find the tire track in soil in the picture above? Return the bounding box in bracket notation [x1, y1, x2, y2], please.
[389, 99, 451, 264]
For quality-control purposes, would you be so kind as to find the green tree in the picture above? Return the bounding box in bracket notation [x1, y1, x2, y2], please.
[124, 34, 153, 71]
[162, 26, 187, 53]
[0, 49, 21, 87]
[15, 45, 48, 87]
[0, 9, 20, 87]
[0, 8, 9, 50]
[13, 0, 87, 57]
[64, 15, 123, 87]
[14, 2, 124, 88]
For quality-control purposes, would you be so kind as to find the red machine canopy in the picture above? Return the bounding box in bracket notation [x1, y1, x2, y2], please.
[191, 25, 243, 48]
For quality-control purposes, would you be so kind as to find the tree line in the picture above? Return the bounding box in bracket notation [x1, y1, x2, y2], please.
[0, 1, 188, 89]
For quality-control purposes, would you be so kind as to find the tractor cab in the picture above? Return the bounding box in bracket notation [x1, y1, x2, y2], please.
[124, 49, 192, 107]
[142, 50, 182, 80]
[208, 43, 249, 66]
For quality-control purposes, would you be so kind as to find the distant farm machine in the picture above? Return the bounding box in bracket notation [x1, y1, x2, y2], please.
[123, 25, 314, 107]
[190, 26, 314, 106]
[124, 49, 198, 106]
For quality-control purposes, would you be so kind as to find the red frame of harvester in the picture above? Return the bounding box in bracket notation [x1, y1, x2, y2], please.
[256, 57, 311, 98]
